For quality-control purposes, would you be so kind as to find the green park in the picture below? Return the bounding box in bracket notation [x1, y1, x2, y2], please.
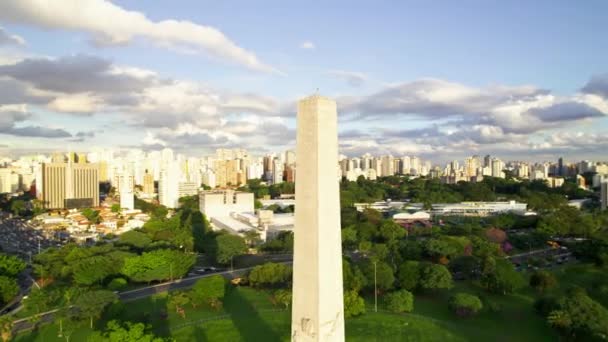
[1, 175, 608, 341]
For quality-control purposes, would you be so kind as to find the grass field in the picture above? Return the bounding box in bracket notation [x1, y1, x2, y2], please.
[16, 264, 607, 341]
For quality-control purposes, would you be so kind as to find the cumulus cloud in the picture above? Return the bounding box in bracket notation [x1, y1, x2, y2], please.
[0, 105, 71, 138]
[0, 0, 278, 73]
[299, 41, 315, 49]
[528, 102, 605, 122]
[0, 55, 156, 94]
[327, 70, 367, 87]
[0, 27, 25, 46]
[582, 73, 608, 98]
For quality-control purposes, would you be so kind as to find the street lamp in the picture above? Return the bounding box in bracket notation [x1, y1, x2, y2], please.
[374, 260, 378, 313]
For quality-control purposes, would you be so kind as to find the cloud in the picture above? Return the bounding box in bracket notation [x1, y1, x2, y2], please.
[582, 73, 608, 98]
[0, 0, 278, 73]
[528, 102, 605, 122]
[0, 105, 71, 138]
[0, 55, 155, 94]
[299, 41, 315, 50]
[327, 70, 367, 87]
[0, 27, 25, 46]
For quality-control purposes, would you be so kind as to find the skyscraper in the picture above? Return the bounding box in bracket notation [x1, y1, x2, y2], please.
[558, 157, 564, 176]
[292, 95, 344, 341]
[159, 162, 180, 209]
[41, 161, 99, 209]
[143, 170, 155, 195]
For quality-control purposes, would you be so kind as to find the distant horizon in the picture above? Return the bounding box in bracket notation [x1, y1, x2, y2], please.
[1, 146, 605, 168]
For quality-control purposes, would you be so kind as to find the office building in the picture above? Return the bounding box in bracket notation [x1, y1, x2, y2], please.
[41, 162, 99, 209]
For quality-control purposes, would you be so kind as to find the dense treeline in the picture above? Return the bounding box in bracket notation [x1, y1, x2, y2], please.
[238, 179, 295, 199]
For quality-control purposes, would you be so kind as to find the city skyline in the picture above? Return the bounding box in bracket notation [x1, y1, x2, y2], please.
[0, 1, 607, 162]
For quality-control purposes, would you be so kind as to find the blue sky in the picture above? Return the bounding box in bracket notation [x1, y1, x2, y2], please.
[0, 0, 607, 163]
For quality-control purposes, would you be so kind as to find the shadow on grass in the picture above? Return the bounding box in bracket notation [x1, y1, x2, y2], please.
[101, 295, 171, 338]
[223, 288, 281, 342]
[192, 325, 209, 342]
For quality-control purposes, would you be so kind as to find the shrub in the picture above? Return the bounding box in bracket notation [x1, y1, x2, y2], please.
[529, 270, 557, 293]
[449, 293, 483, 317]
[344, 290, 365, 318]
[107, 278, 128, 291]
[385, 290, 414, 313]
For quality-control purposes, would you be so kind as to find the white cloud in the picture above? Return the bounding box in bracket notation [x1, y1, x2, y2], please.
[0, 27, 25, 46]
[299, 41, 315, 50]
[0, 0, 279, 73]
[47, 93, 100, 113]
[326, 70, 367, 87]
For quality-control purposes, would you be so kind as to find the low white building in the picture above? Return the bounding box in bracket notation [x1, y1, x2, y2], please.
[199, 189, 254, 219]
[393, 211, 431, 221]
[406, 200, 528, 216]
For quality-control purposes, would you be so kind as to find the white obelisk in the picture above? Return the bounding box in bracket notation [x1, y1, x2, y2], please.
[291, 95, 345, 341]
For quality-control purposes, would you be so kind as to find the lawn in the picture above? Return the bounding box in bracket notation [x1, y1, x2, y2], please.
[17, 264, 608, 341]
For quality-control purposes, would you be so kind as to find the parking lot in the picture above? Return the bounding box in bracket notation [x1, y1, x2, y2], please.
[0, 218, 63, 261]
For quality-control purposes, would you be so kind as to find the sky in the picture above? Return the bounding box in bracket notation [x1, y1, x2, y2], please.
[0, 0, 607, 164]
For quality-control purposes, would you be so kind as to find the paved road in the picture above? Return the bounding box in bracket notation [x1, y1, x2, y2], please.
[119, 267, 261, 301]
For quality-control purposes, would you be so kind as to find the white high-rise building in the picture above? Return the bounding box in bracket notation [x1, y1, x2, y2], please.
[381, 155, 394, 177]
[159, 162, 180, 209]
[491, 158, 505, 178]
[118, 171, 135, 210]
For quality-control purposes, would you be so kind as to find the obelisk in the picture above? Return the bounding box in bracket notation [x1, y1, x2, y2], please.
[291, 95, 345, 341]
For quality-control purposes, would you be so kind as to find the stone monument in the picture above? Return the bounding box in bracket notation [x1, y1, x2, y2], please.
[291, 95, 345, 341]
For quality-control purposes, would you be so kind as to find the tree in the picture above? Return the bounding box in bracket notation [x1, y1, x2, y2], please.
[191, 275, 225, 309]
[343, 259, 366, 292]
[419, 263, 453, 291]
[481, 258, 525, 295]
[273, 289, 292, 310]
[89, 320, 168, 342]
[485, 228, 507, 244]
[530, 270, 558, 293]
[111, 204, 121, 213]
[74, 290, 118, 328]
[215, 234, 247, 265]
[82, 208, 101, 224]
[25, 288, 60, 314]
[10, 200, 25, 216]
[361, 261, 395, 292]
[0, 316, 13, 342]
[344, 290, 365, 318]
[249, 263, 292, 288]
[548, 288, 608, 338]
[122, 249, 195, 283]
[378, 221, 405, 245]
[243, 230, 262, 248]
[0, 276, 18, 304]
[107, 278, 128, 291]
[397, 261, 420, 291]
[341, 226, 358, 251]
[449, 293, 483, 317]
[449, 256, 481, 280]
[118, 230, 152, 250]
[0, 253, 26, 277]
[385, 289, 414, 313]
[72, 255, 120, 286]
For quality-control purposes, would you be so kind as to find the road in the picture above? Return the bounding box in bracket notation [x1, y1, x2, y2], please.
[10, 261, 292, 334]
